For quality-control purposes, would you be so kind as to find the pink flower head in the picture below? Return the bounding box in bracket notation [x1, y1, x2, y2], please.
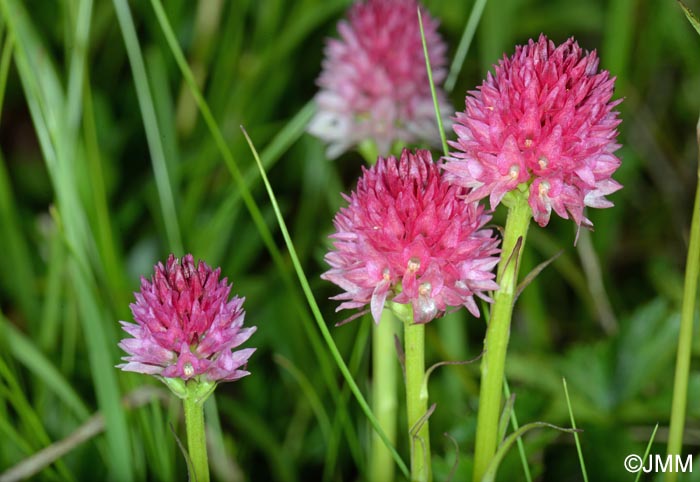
[443, 34, 623, 228]
[308, 0, 452, 158]
[118, 254, 256, 383]
[322, 149, 500, 324]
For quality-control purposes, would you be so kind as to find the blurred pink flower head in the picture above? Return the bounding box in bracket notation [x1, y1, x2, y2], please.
[443, 34, 622, 228]
[118, 254, 256, 383]
[308, 0, 451, 158]
[322, 149, 500, 324]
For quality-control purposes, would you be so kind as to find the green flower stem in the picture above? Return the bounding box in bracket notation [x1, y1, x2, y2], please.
[666, 119, 700, 482]
[473, 192, 531, 482]
[401, 308, 431, 482]
[361, 142, 401, 482]
[369, 309, 399, 482]
[184, 391, 210, 482]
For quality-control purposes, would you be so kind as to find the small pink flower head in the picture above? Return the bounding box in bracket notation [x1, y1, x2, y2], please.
[308, 0, 452, 158]
[322, 149, 500, 324]
[118, 254, 256, 385]
[443, 34, 623, 228]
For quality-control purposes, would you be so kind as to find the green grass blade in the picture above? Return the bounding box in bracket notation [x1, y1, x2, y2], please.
[219, 398, 298, 482]
[636, 424, 659, 482]
[81, 73, 130, 312]
[65, 0, 93, 132]
[274, 354, 333, 443]
[0, 412, 36, 471]
[0, 149, 38, 323]
[147, 2, 362, 458]
[0, 0, 134, 478]
[478, 0, 513, 75]
[203, 395, 232, 482]
[503, 379, 533, 482]
[602, 0, 635, 84]
[242, 128, 409, 478]
[112, 0, 183, 253]
[0, 356, 71, 481]
[678, 1, 700, 36]
[67, 261, 134, 481]
[38, 220, 66, 351]
[445, 0, 488, 93]
[192, 102, 315, 260]
[0, 26, 14, 113]
[0, 315, 90, 420]
[418, 6, 448, 156]
[563, 378, 589, 482]
[323, 318, 370, 480]
[483, 421, 579, 482]
[147, 0, 288, 266]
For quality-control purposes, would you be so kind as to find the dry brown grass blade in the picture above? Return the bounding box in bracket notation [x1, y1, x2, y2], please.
[0, 386, 170, 482]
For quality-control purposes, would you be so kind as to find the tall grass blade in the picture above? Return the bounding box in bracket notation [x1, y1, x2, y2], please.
[418, 6, 448, 156]
[0, 0, 134, 478]
[563, 378, 589, 482]
[242, 128, 409, 477]
[678, 1, 700, 36]
[445, 0, 488, 93]
[482, 421, 579, 482]
[112, 0, 183, 253]
[0, 315, 90, 420]
[274, 354, 333, 443]
[503, 379, 532, 482]
[148, 1, 363, 462]
[636, 424, 659, 482]
[0, 355, 71, 481]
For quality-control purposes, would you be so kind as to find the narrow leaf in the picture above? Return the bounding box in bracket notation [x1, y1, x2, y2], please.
[242, 127, 409, 477]
[563, 378, 589, 482]
[635, 424, 659, 482]
[515, 250, 563, 301]
[678, 1, 700, 37]
[498, 393, 516, 444]
[482, 422, 580, 482]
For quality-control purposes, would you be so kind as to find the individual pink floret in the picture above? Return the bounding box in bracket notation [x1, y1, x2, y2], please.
[308, 0, 452, 158]
[443, 34, 622, 228]
[118, 254, 256, 383]
[322, 148, 500, 324]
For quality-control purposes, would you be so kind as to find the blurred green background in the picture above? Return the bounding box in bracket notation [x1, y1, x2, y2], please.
[0, 0, 699, 480]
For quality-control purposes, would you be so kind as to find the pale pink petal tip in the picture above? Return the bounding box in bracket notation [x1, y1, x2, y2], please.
[443, 34, 623, 229]
[308, 0, 452, 158]
[117, 254, 256, 384]
[322, 148, 501, 325]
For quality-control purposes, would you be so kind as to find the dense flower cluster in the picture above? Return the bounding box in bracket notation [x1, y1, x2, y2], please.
[443, 34, 622, 227]
[118, 254, 256, 383]
[322, 149, 500, 324]
[308, 0, 451, 158]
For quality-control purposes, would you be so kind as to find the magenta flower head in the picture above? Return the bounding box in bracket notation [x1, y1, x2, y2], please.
[322, 149, 500, 324]
[443, 34, 622, 228]
[117, 254, 256, 397]
[308, 0, 452, 159]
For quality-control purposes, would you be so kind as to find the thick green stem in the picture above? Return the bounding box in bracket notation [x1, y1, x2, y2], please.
[403, 310, 431, 482]
[184, 394, 210, 482]
[666, 124, 700, 482]
[369, 309, 399, 482]
[473, 193, 531, 482]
